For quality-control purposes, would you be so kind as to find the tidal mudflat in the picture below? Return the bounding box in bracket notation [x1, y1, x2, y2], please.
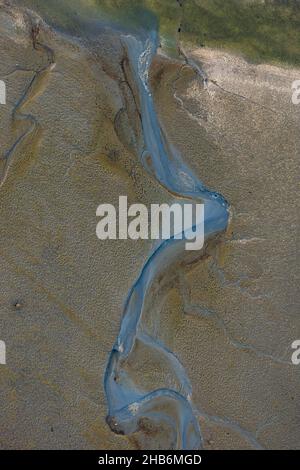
[0, 0, 299, 450]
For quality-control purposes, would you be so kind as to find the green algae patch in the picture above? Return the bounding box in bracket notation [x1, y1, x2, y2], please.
[21, 0, 300, 65]
[180, 0, 300, 66]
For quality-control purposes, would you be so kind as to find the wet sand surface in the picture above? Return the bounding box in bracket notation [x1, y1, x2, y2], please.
[0, 1, 299, 449]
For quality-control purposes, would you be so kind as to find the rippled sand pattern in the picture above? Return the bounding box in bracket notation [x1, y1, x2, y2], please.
[0, 0, 299, 450]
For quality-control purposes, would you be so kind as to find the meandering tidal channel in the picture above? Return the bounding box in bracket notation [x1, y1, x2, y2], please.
[11, 0, 230, 449]
[104, 30, 230, 450]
